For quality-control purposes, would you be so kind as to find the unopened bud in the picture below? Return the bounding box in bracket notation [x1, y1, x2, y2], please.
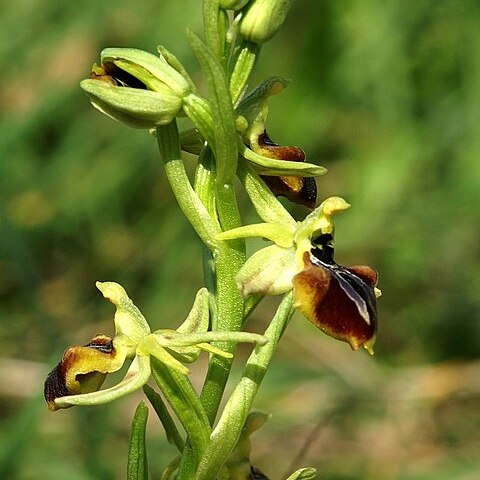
[239, 0, 294, 44]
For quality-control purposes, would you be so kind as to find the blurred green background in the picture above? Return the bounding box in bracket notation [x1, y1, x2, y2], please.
[1, 0, 480, 478]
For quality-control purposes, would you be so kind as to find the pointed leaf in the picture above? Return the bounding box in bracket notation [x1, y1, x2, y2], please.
[143, 384, 185, 452]
[127, 401, 149, 480]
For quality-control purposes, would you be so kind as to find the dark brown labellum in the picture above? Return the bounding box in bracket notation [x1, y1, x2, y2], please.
[44, 334, 114, 411]
[258, 131, 317, 209]
[293, 234, 378, 351]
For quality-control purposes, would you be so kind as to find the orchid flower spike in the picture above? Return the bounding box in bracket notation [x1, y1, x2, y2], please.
[44, 283, 267, 411]
[217, 197, 381, 353]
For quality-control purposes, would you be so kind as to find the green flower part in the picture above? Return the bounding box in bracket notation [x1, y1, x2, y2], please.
[81, 47, 192, 128]
[44, 283, 267, 411]
[217, 197, 380, 353]
[239, 0, 295, 44]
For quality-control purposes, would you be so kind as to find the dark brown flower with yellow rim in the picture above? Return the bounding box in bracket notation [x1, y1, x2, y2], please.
[292, 234, 378, 354]
[44, 334, 123, 411]
[257, 131, 317, 209]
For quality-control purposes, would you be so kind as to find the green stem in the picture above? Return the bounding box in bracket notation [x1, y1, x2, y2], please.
[196, 292, 295, 479]
[199, 180, 246, 425]
[150, 359, 211, 465]
[156, 122, 219, 250]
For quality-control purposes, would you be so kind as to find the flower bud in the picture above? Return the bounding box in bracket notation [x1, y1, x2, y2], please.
[81, 48, 192, 128]
[100, 48, 190, 97]
[239, 0, 294, 44]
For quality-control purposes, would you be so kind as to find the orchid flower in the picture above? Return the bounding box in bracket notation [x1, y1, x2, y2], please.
[217, 197, 380, 353]
[44, 282, 267, 411]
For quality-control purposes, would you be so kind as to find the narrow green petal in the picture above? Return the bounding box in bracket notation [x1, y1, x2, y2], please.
[54, 355, 151, 408]
[140, 335, 190, 375]
[217, 223, 294, 248]
[195, 342, 233, 358]
[159, 331, 268, 347]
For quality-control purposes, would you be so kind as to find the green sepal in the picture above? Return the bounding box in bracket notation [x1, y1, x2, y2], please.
[285, 468, 317, 480]
[239, 141, 327, 177]
[96, 282, 150, 345]
[157, 45, 197, 94]
[101, 47, 190, 97]
[236, 76, 289, 121]
[168, 288, 210, 363]
[127, 401, 149, 480]
[143, 384, 185, 452]
[177, 288, 210, 335]
[81, 79, 182, 129]
[217, 222, 295, 248]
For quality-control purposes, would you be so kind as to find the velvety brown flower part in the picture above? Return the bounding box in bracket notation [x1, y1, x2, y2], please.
[258, 131, 317, 209]
[293, 249, 378, 353]
[44, 334, 115, 411]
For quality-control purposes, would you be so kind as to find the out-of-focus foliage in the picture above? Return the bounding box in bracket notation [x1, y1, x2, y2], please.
[1, 0, 479, 479]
